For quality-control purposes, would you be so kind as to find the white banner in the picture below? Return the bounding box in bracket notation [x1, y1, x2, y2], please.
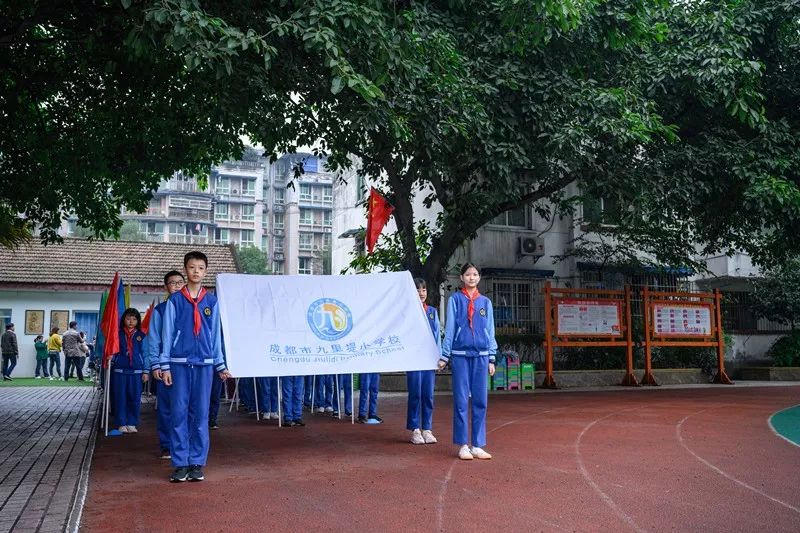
[217, 271, 440, 377]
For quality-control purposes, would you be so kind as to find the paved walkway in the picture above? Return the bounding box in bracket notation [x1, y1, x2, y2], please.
[0, 387, 99, 533]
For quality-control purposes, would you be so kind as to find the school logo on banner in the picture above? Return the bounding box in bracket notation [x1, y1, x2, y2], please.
[307, 298, 353, 341]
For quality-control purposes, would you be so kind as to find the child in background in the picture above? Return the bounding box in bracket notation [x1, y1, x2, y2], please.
[315, 374, 335, 414]
[332, 374, 353, 418]
[439, 263, 497, 460]
[407, 278, 440, 445]
[34, 335, 49, 379]
[281, 375, 305, 426]
[358, 372, 381, 424]
[111, 308, 149, 433]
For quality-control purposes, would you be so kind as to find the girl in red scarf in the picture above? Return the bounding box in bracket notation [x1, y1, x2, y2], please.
[439, 263, 497, 460]
[111, 308, 149, 434]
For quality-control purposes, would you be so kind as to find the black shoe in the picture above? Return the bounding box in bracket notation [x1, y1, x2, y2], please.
[357, 416, 367, 424]
[209, 421, 219, 430]
[170, 467, 189, 482]
[188, 465, 204, 482]
[293, 419, 305, 426]
[283, 420, 295, 427]
[370, 416, 383, 423]
[345, 411, 352, 417]
[3, 376, 11, 381]
[160, 449, 171, 460]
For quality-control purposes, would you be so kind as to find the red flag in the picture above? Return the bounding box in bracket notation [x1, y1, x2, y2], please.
[365, 188, 394, 254]
[140, 300, 156, 335]
[99, 272, 125, 368]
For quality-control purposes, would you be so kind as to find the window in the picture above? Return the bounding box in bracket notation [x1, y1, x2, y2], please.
[356, 174, 366, 202]
[241, 230, 254, 246]
[491, 206, 527, 228]
[215, 203, 229, 220]
[492, 281, 536, 334]
[274, 237, 284, 252]
[274, 213, 284, 230]
[323, 211, 332, 227]
[216, 177, 230, 195]
[274, 188, 285, 204]
[168, 222, 188, 236]
[300, 209, 313, 225]
[582, 196, 620, 225]
[299, 257, 313, 275]
[215, 228, 230, 244]
[0, 309, 11, 328]
[323, 233, 332, 249]
[261, 235, 269, 250]
[272, 261, 284, 274]
[322, 186, 333, 203]
[243, 180, 256, 197]
[300, 184, 312, 201]
[241, 205, 255, 221]
[299, 233, 313, 251]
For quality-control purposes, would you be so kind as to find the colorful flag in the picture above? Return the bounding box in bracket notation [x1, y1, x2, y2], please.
[140, 300, 156, 335]
[365, 188, 394, 254]
[99, 272, 126, 367]
[94, 291, 108, 359]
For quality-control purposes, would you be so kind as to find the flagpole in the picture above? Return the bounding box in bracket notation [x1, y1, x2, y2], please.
[311, 375, 316, 413]
[336, 374, 341, 420]
[351, 373, 355, 424]
[229, 378, 239, 413]
[253, 377, 260, 421]
[104, 365, 111, 436]
[277, 377, 282, 428]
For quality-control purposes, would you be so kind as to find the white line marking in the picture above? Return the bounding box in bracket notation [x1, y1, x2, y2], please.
[767, 403, 800, 449]
[677, 409, 800, 514]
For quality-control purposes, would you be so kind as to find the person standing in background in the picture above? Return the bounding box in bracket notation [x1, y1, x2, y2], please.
[1, 323, 18, 381]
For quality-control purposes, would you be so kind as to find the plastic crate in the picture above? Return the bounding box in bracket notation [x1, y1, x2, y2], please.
[492, 359, 508, 390]
[522, 363, 535, 390]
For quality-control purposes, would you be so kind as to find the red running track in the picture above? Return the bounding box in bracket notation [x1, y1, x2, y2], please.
[82, 385, 800, 532]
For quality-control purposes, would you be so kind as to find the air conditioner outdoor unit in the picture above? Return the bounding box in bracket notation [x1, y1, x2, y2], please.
[232, 189, 239, 194]
[519, 236, 545, 257]
[233, 215, 240, 221]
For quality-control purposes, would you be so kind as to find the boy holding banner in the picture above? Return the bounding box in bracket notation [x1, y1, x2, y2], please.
[147, 270, 185, 459]
[161, 251, 232, 482]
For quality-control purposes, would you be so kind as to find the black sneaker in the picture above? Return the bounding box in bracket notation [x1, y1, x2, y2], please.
[160, 449, 171, 460]
[370, 416, 383, 424]
[357, 415, 367, 424]
[170, 467, 189, 482]
[293, 419, 305, 426]
[209, 421, 219, 430]
[188, 465, 204, 482]
[283, 420, 295, 427]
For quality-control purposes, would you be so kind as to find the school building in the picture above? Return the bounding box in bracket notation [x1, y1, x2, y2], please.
[332, 179, 785, 363]
[0, 239, 239, 377]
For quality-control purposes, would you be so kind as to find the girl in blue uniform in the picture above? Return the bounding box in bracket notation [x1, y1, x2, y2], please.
[112, 308, 149, 433]
[440, 263, 496, 460]
[407, 278, 440, 445]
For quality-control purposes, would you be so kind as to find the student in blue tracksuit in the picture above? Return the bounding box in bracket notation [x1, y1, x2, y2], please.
[407, 278, 441, 445]
[147, 270, 186, 459]
[314, 374, 335, 413]
[303, 375, 314, 409]
[161, 251, 232, 482]
[238, 377, 256, 414]
[281, 375, 305, 426]
[332, 374, 353, 417]
[112, 308, 149, 433]
[358, 371, 381, 423]
[440, 263, 497, 461]
[258, 377, 280, 420]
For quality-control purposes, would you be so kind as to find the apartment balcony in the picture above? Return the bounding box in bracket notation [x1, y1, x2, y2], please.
[214, 191, 258, 204]
[298, 223, 333, 233]
[298, 197, 333, 209]
[272, 203, 285, 213]
[702, 253, 761, 280]
[273, 228, 285, 237]
[168, 207, 213, 223]
[167, 234, 210, 245]
[214, 217, 256, 229]
[155, 182, 213, 197]
[274, 252, 285, 261]
[123, 208, 167, 220]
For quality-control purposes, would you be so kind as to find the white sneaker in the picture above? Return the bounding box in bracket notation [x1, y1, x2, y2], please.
[127, 426, 138, 433]
[470, 446, 492, 460]
[119, 426, 129, 433]
[458, 445, 473, 460]
[49, 377, 54, 381]
[269, 412, 280, 420]
[315, 407, 325, 413]
[410, 429, 425, 445]
[422, 430, 438, 444]
[324, 406, 334, 413]
[35, 376, 42, 379]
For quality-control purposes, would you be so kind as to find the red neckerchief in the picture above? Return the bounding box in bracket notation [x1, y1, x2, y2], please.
[423, 303, 429, 314]
[461, 287, 480, 330]
[181, 286, 207, 336]
[124, 327, 135, 363]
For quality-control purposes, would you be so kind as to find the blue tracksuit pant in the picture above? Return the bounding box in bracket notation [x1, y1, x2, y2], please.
[281, 376, 304, 422]
[238, 378, 255, 411]
[209, 372, 224, 424]
[303, 375, 313, 406]
[315, 375, 334, 409]
[451, 356, 488, 447]
[358, 373, 380, 418]
[154, 377, 171, 450]
[335, 375, 353, 415]
[112, 371, 143, 428]
[169, 364, 213, 468]
[258, 377, 279, 413]
[407, 370, 435, 430]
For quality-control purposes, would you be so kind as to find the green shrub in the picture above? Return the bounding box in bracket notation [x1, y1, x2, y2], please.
[765, 332, 800, 367]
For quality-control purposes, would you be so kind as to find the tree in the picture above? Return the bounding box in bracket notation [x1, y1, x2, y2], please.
[752, 258, 800, 329]
[236, 245, 269, 275]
